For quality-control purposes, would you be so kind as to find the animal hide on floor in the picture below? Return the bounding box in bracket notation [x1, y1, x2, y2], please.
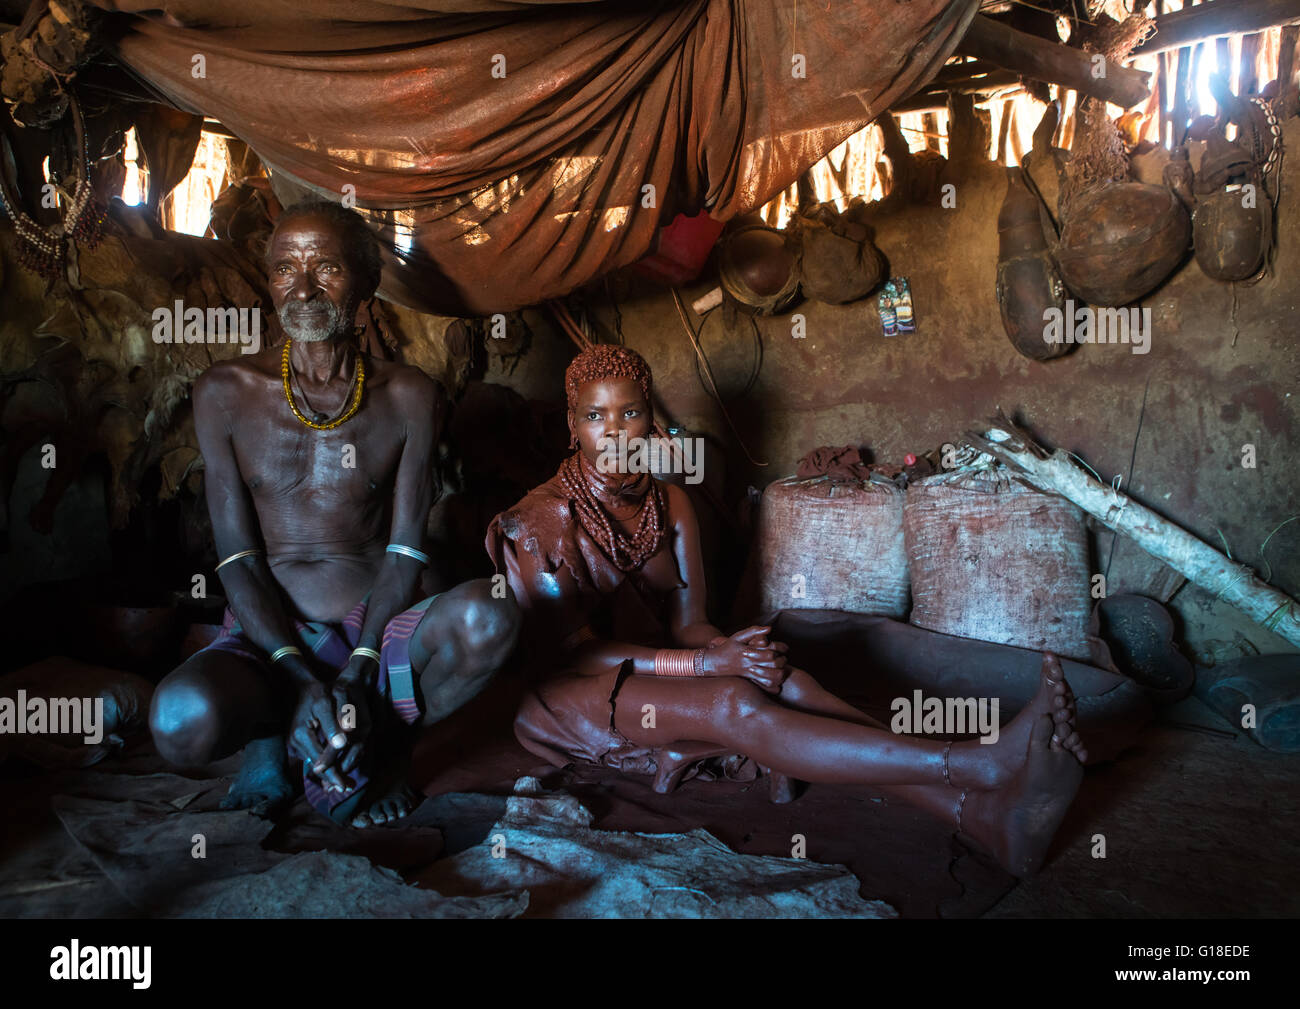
[416, 776, 897, 918]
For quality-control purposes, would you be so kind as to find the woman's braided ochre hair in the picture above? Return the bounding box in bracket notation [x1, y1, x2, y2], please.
[564, 344, 653, 414]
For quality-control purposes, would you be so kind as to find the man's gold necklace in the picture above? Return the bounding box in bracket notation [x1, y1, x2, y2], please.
[281, 339, 365, 430]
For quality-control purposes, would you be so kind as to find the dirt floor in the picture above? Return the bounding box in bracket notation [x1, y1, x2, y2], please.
[2, 664, 1295, 919]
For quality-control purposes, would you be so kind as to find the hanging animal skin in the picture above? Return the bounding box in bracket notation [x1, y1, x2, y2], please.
[1190, 78, 1279, 283]
[1193, 188, 1271, 282]
[1055, 182, 1190, 307]
[996, 167, 1070, 360]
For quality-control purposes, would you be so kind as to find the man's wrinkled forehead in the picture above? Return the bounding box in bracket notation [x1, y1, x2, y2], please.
[268, 215, 348, 264]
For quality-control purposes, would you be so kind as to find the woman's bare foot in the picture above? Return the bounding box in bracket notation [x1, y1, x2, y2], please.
[947, 653, 1088, 789]
[956, 668, 1088, 878]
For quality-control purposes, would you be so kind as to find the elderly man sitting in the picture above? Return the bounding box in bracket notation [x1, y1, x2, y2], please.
[150, 200, 520, 827]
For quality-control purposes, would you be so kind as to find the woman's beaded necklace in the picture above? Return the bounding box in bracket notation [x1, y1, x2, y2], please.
[558, 452, 666, 572]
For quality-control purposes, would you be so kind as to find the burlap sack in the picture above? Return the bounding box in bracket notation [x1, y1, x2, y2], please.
[746, 476, 909, 619]
[903, 474, 1093, 659]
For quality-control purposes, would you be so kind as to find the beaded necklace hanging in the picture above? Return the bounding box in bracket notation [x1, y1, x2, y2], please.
[281, 339, 365, 430]
[558, 452, 666, 572]
[0, 95, 105, 280]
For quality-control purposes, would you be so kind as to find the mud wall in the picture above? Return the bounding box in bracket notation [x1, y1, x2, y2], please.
[486, 121, 1300, 663]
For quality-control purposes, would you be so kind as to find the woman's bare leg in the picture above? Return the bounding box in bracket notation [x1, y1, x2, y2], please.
[613, 655, 1077, 787]
[770, 663, 1083, 823]
[611, 654, 1087, 875]
[772, 666, 961, 818]
[613, 673, 947, 784]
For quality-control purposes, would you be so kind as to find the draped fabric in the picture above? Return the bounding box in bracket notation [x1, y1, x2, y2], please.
[87, 0, 979, 314]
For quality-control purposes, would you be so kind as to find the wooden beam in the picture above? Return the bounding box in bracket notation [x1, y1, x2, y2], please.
[1277, 24, 1299, 116]
[201, 119, 240, 140]
[891, 71, 1022, 113]
[1172, 46, 1192, 145]
[968, 420, 1300, 651]
[947, 90, 989, 168]
[1188, 41, 1206, 122]
[1158, 49, 1171, 147]
[1059, 89, 1076, 151]
[1007, 104, 1024, 164]
[922, 112, 941, 152]
[933, 59, 1003, 85]
[910, 61, 1017, 96]
[1239, 31, 1263, 96]
[1135, 0, 1300, 57]
[957, 14, 1151, 109]
[995, 98, 1013, 164]
[927, 69, 1024, 94]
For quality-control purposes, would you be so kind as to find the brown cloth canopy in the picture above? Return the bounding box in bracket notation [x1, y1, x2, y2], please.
[88, 0, 978, 314]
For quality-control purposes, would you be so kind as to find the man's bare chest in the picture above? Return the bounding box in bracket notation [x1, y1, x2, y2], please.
[232, 405, 406, 505]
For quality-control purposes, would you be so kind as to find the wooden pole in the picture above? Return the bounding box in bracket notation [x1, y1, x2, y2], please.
[967, 421, 1300, 650]
[878, 112, 916, 195]
[1172, 46, 1192, 145]
[922, 112, 941, 152]
[946, 90, 988, 169]
[1277, 24, 1299, 116]
[892, 70, 1021, 113]
[957, 15, 1152, 109]
[1159, 49, 1171, 147]
[1007, 103, 1024, 165]
[1140, 51, 1162, 147]
[932, 59, 1002, 85]
[995, 98, 1013, 164]
[1189, 42, 1205, 122]
[1239, 32, 1264, 95]
[1135, 0, 1300, 57]
[1059, 89, 1076, 151]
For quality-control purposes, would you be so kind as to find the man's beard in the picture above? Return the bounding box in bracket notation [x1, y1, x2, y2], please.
[281, 300, 347, 343]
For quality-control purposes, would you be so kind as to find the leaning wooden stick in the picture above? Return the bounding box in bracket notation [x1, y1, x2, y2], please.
[965, 417, 1300, 650]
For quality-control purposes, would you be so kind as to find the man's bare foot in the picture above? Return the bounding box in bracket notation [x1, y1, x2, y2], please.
[351, 782, 421, 828]
[220, 736, 295, 818]
[959, 700, 1086, 878]
[948, 653, 1089, 789]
